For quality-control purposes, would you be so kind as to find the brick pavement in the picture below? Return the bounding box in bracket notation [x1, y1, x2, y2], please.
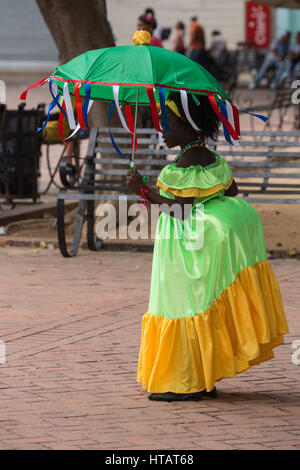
[0, 245, 299, 450]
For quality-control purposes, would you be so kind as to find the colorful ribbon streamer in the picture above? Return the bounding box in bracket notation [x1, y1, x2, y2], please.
[66, 99, 94, 140]
[146, 85, 161, 133]
[20, 77, 48, 101]
[82, 83, 91, 128]
[49, 77, 67, 118]
[74, 83, 87, 129]
[180, 89, 200, 131]
[108, 102, 128, 158]
[36, 93, 60, 132]
[63, 82, 76, 130]
[208, 94, 239, 141]
[224, 100, 239, 147]
[124, 105, 137, 153]
[0, 80, 6, 105]
[112, 85, 131, 133]
[232, 103, 241, 138]
[58, 101, 68, 145]
[219, 100, 232, 145]
[158, 87, 171, 133]
[239, 109, 268, 122]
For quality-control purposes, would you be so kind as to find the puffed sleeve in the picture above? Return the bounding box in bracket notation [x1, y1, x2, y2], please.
[157, 153, 233, 199]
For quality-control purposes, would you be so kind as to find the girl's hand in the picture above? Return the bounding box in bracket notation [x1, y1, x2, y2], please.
[126, 167, 144, 195]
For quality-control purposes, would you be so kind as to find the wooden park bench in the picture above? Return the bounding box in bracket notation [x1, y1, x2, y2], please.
[56, 128, 300, 257]
[242, 75, 300, 131]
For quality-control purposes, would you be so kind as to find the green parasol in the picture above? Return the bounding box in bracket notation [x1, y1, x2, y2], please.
[50, 43, 230, 105]
[21, 30, 265, 168]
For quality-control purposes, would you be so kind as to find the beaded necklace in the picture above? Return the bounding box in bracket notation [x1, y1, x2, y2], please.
[173, 140, 205, 163]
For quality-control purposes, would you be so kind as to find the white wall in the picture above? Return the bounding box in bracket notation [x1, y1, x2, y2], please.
[106, 0, 246, 49]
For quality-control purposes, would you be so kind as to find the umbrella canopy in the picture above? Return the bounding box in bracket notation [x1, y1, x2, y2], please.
[51, 45, 230, 105]
[258, 0, 300, 8]
[21, 30, 266, 152]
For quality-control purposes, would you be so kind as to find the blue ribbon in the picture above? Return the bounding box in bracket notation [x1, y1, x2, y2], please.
[109, 102, 128, 158]
[49, 77, 67, 118]
[158, 87, 171, 133]
[219, 100, 232, 144]
[239, 109, 268, 122]
[37, 93, 60, 132]
[82, 83, 91, 127]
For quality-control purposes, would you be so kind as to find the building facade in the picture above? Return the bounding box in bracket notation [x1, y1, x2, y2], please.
[0, 0, 298, 71]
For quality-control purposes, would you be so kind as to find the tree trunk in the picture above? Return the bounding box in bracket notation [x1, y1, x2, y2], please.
[35, 0, 135, 242]
[36, 0, 114, 62]
[36, 0, 115, 126]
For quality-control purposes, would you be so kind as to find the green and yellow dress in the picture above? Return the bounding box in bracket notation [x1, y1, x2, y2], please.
[137, 152, 289, 394]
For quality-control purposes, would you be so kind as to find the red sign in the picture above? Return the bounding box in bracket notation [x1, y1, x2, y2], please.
[246, 2, 271, 49]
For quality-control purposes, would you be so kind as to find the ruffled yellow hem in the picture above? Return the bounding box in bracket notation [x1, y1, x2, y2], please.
[156, 176, 233, 198]
[137, 260, 289, 393]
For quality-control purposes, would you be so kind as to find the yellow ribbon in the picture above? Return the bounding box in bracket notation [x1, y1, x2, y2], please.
[157, 100, 182, 119]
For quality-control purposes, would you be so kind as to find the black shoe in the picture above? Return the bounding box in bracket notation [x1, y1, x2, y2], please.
[148, 392, 202, 402]
[201, 386, 218, 398]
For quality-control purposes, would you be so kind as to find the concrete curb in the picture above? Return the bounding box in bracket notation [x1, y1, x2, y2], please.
[0, 201, 78, 225]
[0, 236, 300, 257]
[0, 237, 154, 252]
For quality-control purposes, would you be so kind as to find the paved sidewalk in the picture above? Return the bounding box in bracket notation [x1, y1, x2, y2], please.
[0, 246, 299, 450]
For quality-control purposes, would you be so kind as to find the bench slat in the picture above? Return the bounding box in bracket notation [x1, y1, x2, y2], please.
[232, 172, 300, 178]
[95, 146, 175, 155]
[93, 158, 168, 166]
[59, 128, 300, 205]
[93, 158, 300, 169]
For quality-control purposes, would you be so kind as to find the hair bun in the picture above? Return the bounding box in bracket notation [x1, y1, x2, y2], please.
[132, 30, 151, 45]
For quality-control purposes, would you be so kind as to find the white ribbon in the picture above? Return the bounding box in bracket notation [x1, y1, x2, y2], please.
[225, 100, 239, 147]
[0, 80, 6, 104]
[63, 82, 76, 130]
[66, 99, 94, 140]
[158, 132, 164, 147]
[180, 89, 200, 131]
[113, 85, 131, 133]
[51, 79, 58, 95]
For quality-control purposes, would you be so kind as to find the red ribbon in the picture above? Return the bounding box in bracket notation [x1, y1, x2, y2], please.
[208, 94, 239, 141]
[124, 105, 137, 153]
[146, 85, 161, 133]
[51, 75, 229, 99]
[20, 78, 48, 101]
[74, 83, 87, 129]
[58, 100, 68, 145]
[232, 103, 241, 138]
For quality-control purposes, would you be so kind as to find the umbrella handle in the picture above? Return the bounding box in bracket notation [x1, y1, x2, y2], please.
[130, 88, 139, 170]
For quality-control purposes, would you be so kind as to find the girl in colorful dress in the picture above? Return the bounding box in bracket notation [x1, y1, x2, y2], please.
[126, 91, 289, 402]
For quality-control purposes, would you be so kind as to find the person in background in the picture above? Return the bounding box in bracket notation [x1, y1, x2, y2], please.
[249, 31, 291, 89]
[210, 31, 226, 66]
[144, 7, 171, 43]
[137, 13, 163, 48]
[171, 21, 186, 55]
[187, 16, 206, 65]
[283, 31, 300, 79]
[144, 7, 162, 41]
[207, 30, 227, 79]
